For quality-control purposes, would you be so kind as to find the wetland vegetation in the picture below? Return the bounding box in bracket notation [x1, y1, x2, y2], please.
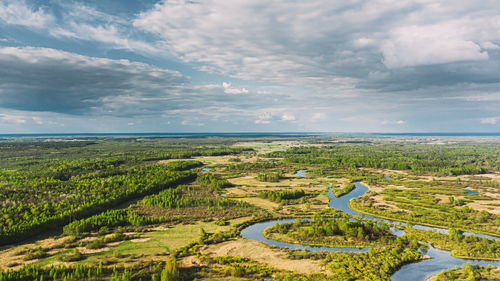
[0, 134, 498, 280]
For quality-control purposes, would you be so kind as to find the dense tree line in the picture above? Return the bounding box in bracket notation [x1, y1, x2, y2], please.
[140, 186, 251, 210]
[161, 160, 203, 171]
[265, 144, 500, 176]
[0, 260, 175, 281]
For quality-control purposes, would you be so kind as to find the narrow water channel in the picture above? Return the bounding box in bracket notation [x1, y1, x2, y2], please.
[240, 175, 499, 281]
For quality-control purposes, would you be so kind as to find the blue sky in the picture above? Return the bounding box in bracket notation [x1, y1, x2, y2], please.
[0, 0, 500, 133]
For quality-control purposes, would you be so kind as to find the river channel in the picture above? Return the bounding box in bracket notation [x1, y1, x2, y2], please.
[240, 172, 499, 280]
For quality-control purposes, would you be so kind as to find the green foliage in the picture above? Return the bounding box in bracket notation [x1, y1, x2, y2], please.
[195, 174, 231, 188]
[258, 189, 306, 202]
[163, 160, 203, 171]
[326, 247, 422, 281]
[0, 165, 195, 245]
[266, 144, 497, 176]
[140, 186, 253, 210]
[256, 172, 282, 182]
[352, 186, 499, 235]
[405, 228, 500, 259]
[59, 249, 84, 262]
[434, 264, 498, 281]
[160, 256, 180, 281]
[0, 139, 246, 245]
[0, 262, 163, 281]
[332, 183, 355, 197]
[265, 217, 395, 247]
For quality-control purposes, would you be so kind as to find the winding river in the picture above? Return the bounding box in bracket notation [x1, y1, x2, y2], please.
[240, 173, 499, 281]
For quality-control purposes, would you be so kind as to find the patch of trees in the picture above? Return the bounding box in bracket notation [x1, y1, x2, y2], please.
[404, 228, 500, 259]
[195, 174, 231, 189]
[256, 172, 282, 182]
[326, 247, 422, 281]
[258, 190, 306, 202]
[140, 187, 250, 210]
[332, 183, 355, 197]
[434, 264, 498, 281]
[265, 216, 397, 247]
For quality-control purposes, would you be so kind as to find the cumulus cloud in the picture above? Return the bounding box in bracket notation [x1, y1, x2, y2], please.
[222, 82, 249, 94]
[381, 23, 489, 68]
[5, 0, 500, 95]
[134, 0, 500, 93]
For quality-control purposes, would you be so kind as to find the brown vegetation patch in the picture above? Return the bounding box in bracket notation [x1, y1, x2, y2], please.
[201, 239, 328, 275]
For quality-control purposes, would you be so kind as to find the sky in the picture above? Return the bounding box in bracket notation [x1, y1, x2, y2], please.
[0, 0, 500, 133]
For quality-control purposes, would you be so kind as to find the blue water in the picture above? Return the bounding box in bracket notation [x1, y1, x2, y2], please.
[293, 170, 307, 177]
[240, 182, 500, 281]
[464, 189, 479, 195]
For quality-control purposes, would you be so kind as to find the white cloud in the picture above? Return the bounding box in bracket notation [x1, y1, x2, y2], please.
[381, 23, 489, 68]
[133, 0, 398, 87]
[255, 112, 273, 124]
[311, 112, 327, 121]
[0, 1, 158, 55]
[0, 0, 54, 29]
[480, 116, 500, 124]
[134, 0, 500, 85]
[353, 37, 375, 48]
[281, 113, 296, 121]
[31, 117, 43, 125]
[0, 114, 27, 124]
[381, 120, 406, 125]
[480, 41, 500, 50]
[222, 82, 249, 94]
